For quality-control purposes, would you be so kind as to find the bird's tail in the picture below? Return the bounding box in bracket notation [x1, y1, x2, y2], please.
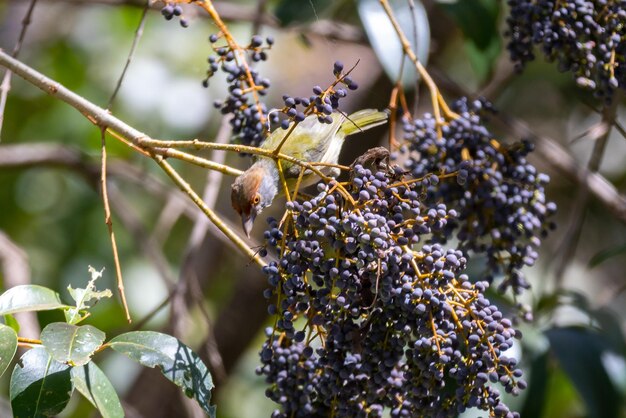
[340, 109, 389, 137]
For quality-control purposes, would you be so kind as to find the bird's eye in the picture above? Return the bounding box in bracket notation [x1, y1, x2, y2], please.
[253, 194, 261, 205]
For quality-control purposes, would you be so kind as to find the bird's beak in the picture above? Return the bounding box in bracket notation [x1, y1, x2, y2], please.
[242, 212, 256, 238]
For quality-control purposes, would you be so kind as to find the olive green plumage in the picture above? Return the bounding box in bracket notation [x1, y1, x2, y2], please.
[257, 109, 389, 178]
[231, 109, 388, 236]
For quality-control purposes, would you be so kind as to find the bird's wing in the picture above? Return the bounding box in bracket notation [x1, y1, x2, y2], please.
[259, 114, 344, 177]
[340, 109, 389, 137]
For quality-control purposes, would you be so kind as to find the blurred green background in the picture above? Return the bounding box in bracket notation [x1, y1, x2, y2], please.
[1, 0, 625, 417]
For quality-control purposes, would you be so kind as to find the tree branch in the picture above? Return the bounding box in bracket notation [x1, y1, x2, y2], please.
[554, 96, 621, 286]
[0, 49, 264, 267]
[107, 1, 149, 110]
[0, 142, 250, 254]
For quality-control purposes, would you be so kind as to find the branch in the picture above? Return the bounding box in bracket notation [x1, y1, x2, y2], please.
[0, 142, 250, 255]
[0, 49, 264, 267]
[100, 129, 131, 322]
[107, 184, 176, 286]
[107, 1, 149, 110]
[379, 0, 458, 127]
[0, 142, 87, 168]
[554, 96, 621, 285]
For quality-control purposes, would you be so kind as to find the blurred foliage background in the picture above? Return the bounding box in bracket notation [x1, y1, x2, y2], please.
[0, 0, 626, 417]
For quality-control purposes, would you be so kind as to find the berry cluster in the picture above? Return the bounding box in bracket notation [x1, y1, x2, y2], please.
[258, 166, 525, 417]
[505, 0, 626, 101]
[205, 48, 362, 145]
[278, 61, 360, 129]
[399, 98, 556, 295]
[160, 2, 189, 28]
[204, 35, 275, 146]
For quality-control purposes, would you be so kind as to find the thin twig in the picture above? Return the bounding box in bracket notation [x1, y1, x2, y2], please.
[97, 2, 148, 324]
[107, 184, 176, 286]
[97, 4, 149, 323]
[17, 337, 42, 345]
[554, 95, 621, 287]
[0, 0, 38, 140]
[178, 118, 231, 283]
[106, 127, 242, 175]
[197, 0, 267, 127]
[252, 0, 269, 36]
[136, 138, 345, 182]
[100, 129, 131, 322]
[0, 51, 260, 264]
[152, 154, 266, 267]
[148, 146, 242, 176]
[107, 1, 149, 109]
[378, 0, 459, 126]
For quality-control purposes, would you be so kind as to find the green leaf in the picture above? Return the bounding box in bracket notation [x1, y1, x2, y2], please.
[0, 324, 18, 378]
[41, 322, 105, 367]
[546, 327, 621, 418]
[464, 37, 501, 82]
[71, 362, 123, 418]
[0, 285, 67, 315]
[4, 314, 20, 333]
[438, 0, 501, 81]
[519, 351, 549, 418]
[535, 289, 591, 317]
[109, 331, 215, 417]
[437, 0, 500, 50]
[65, 266, 112, 325]
[589, 307, 626, 355]
[10, 347, 73, 417]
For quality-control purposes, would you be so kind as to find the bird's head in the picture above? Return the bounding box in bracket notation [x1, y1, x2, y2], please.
[231, 163, 278, 237]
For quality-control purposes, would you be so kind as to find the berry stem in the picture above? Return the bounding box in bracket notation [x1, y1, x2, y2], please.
[198, 0, 267, 128]
[152, 153, 266, 267]
[379, 0, 460, 127]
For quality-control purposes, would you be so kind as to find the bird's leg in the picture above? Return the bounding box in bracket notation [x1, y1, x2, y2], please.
[350, 146, 390, 168]
[348, 147, 391, 183]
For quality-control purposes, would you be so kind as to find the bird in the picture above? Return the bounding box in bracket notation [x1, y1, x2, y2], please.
[231, 109, 388, 237]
